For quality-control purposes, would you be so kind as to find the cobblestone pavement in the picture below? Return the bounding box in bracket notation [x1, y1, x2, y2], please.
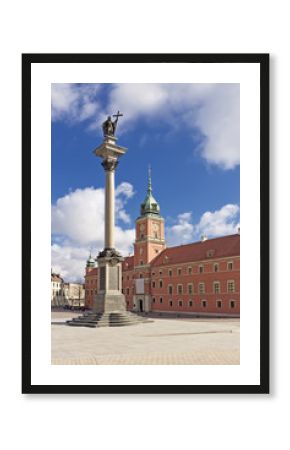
[51, 312, 240, 365]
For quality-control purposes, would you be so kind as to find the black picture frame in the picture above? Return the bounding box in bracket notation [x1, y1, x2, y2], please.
[22, 53, 269, 394]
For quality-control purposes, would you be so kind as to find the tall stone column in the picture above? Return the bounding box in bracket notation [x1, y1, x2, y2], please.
[66, 120, 151, 327]
[102, 158, 118, 251]
[92, 135, 127, 314]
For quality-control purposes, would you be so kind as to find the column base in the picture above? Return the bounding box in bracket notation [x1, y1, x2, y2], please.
[94, 292, 127, 314]
[66, 310, 152, 328]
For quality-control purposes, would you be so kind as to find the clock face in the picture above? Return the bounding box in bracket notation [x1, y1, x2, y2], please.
[153, 223, 159, 231]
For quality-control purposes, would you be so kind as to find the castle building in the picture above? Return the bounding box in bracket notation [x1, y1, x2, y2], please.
[85, 172, 240, 317]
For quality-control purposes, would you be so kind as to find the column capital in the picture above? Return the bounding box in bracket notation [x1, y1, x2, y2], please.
[101, 158, 119, 172]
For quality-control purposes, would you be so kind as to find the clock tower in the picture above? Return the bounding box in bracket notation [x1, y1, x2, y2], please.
[134, 167, 166, 267]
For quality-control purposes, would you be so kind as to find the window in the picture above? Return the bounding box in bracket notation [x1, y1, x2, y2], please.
[213, 281, 220, 294]
[189, 300, 193, 307]
[216, 300, 222, 308]
[169, 300, 173, 307]
[188, 267, 192, 275]
[140, 274, 143, 278]
[230, 300, 236, 309]
[199, 282, 205, 294]
[199, 265, 204, 273]
[188, 283, 193, 295]
[160, 297, 163, 304]
[177, 284, 183, 294]
[159, 270, 162, 275]
[126, 288, 129, 295]
[127, 275, 129, 280]
[168, 285, 173, 295]
[227, 281, 235, 293]
[140, 234, 144, 239]
[228, 261, 233, 271]
[177, 268, 181, 276]
[152, 281, 156, 288]
[152, 297, 156, 303]
[201, 300, 207, 308]
[140, 261, 143, 265]
[213, 263, 219, 272]
[152, 272, 155, 276]
[159, 280, 163, 288]
[154, 232, 158, 238]
[178, 300, 183, 307]
[168, 269, 172, 277]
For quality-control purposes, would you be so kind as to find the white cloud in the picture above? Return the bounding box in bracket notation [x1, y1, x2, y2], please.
[108, 83, 240, 169]
[166, 204, 240, 246]
[166, 212, 194, 246]
[51, 83, 100, 123]
[109, 84, 169, 122]
[195, 85, 240, 169]
[51, 244, 88, 282]
[51, 183, 135, 281]
[195, 204, 240, 238]
[115, 182, 135, 224]
[52, 186, 104, 245]
[115, 181, 134, 198]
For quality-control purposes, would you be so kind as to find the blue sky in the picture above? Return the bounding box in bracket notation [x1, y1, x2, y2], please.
[51, 83, 240, 281]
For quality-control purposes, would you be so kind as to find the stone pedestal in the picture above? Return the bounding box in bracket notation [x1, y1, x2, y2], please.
[94, 255, 126, 313]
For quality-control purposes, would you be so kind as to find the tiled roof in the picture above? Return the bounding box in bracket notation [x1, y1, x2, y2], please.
[123, 255, 134, 271]
[51, 274, 63, 282]
[151, 234, 240, 267]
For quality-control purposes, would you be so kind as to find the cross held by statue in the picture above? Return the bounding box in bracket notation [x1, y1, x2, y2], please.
[113, 110, 123, 120]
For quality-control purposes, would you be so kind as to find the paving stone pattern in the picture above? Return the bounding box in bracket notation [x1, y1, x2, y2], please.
[51, 312, 240, 365]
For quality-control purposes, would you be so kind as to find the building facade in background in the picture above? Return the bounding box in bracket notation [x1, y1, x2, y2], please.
[51, 272, 85, 308]
[63, 283, 85, 308]
[85, 174, 240, 317]
[51, 272, 64, 306]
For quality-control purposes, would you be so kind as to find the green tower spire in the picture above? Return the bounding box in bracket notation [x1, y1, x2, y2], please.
[148, 164, 152, 194]
[140, 166, 161, 217]
[86, 249, 96, 268]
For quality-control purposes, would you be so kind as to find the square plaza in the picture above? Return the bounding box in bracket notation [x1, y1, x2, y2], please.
[51, 312, 240, 365]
